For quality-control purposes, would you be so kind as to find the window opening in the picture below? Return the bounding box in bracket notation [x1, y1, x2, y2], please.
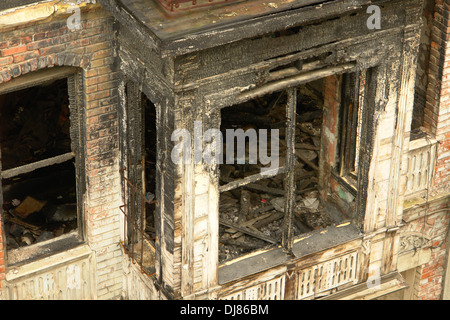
[120, 84, 157, 276]
[0, 77, 77, 253]
[218, 75, 351, 264]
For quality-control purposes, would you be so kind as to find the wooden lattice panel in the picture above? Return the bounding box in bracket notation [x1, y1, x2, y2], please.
[221, 275, 285, 300]
[297, 251, 358, 300]
[405, 141, 437, 197]
[3, 246, 95, 300]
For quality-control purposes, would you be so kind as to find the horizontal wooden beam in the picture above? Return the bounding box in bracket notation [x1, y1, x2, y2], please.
[219, 166, 286, 193]
[219, 219, 278, 244]
[1, 152, 75, 179]
[237, 63, 355, 102]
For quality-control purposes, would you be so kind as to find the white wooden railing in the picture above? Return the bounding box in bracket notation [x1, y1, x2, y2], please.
[405, 136, 437, 198]
[297, 251, 358, 299]
[2, 245, 95, 300]
[219, 250, 359, 300]
[221, 275, 286, 300]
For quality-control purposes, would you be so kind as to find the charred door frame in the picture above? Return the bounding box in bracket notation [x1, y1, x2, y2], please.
[0, 66, 87, 264]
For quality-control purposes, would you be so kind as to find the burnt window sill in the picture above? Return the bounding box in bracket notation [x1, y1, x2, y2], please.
[6, 231, 84, 268]
[218, 222, 361, 284]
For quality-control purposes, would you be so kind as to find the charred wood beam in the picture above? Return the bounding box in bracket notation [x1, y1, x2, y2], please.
[295, 150, 319, 171]
[219, 219, 278, 244]
[296, 111, 323, 123]
[253, 212, 284, 229]
[280, 140, 319, 171]
[236, 64, 355, 103]
[219, 167, 286, 193]
[242, 182, 285, 196]
[1, 152, 75, 180]
[239, 190, 251, 222]
[282, 88, 297, 252]
[220, 176, 284, 196]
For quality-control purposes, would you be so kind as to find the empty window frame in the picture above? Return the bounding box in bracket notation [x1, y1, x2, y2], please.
[219, 90, 291, 262]
[121, 82, 157, 275]
[219, 81, 332, 262]
[0, 67, 85, 260]
[218, 68, 362, 264]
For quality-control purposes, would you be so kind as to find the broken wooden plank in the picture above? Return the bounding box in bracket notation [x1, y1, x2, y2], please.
[239, 190, 251, 222]
[237, 64, 355, 103]
[225, 211, 274, 233]
[253, 212, 284, 229]
[295, 150, 319, 171]
[6, 215, 41, 232]
[14, 196, 47, 219]
[219, 166, 286, 193]
[282, 87, 297, 251]
[220, 219, 278, 244]
[281, 140, 319, 171]
[221, 239, 264, 250]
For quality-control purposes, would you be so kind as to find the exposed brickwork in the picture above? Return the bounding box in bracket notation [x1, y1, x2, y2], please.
[423, 0, 450, 195]
[320, 74, 340, 198]
[404, 199, 450, 300]
[412, 0, 450, 300]
[0, 5, 122, 299]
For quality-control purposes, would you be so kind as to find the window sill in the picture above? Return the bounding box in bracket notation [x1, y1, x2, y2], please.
[218, 222, 361, 284]
[6, 231, 83, 268]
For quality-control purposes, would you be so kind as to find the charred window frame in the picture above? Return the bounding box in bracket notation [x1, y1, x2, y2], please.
[0, 67, 86, 264]
[120, 81, 158, 276]
[218, 62, 359, 264]
[219, 87, 296, 252]
[337, 71, 364, 186]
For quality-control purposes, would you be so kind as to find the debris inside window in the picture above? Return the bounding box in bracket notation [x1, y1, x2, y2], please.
[218, 79, 348, 263]
[0, 78, 77, 251]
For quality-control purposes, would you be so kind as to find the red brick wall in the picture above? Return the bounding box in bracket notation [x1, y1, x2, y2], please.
[417, 0, 450, 300]
[424, 0, 450, 195]
[404, 199, 450, 300]
[319, 74, 341, 198]
[0, 5, 122, 299]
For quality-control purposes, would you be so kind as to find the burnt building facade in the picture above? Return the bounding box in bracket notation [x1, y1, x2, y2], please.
[0, 0, 448, 300]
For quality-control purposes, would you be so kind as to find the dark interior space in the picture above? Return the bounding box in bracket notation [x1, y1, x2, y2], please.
[218, 79, 346, 263]
[0, 78, 77, 251]
[143, 93, 157, 241]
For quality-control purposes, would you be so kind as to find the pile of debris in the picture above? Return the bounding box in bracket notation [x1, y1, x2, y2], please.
[0, 78, 76, 251]
[2, 193, 77, 250]
[218, 83, 341, 262]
